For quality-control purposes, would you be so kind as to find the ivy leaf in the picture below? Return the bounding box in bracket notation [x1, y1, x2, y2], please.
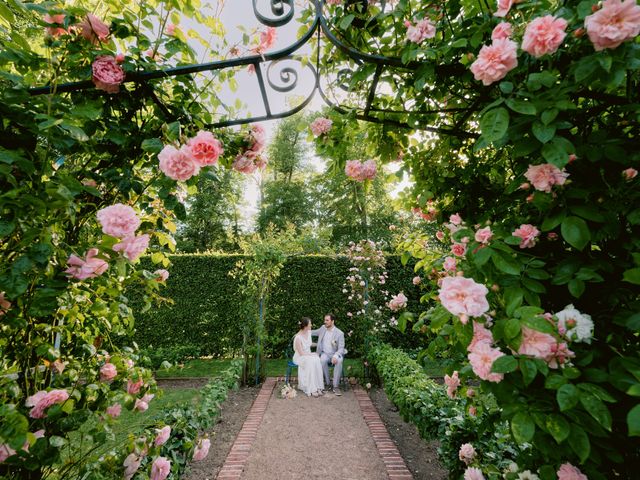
[511, 412, 535, 443]
[480, 107, 509, 142]
[561, 216, 591, 251]
[557, 384, 579, 411]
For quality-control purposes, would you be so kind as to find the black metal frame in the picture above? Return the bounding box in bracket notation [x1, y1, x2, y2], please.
[28, 0, 473, 136]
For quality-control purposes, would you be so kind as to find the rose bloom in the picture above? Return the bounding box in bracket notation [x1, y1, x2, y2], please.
[388, 292, 408, 311]
[65, 248, 109, 280]
[186, 131, 223, 166]
[310, 117, 332, 136]
[468, 342, 505, 383]
[555, 304, 594, 343]
[25, 389, 69, 419]
[443, 256, 457, 272]
[257, 26, 277, 52]
[114, 234, 150, 262]
[458, 443, 476, 464]
[525, 163, 569, 193]
[249, 124, 267, 152]
[513, 224, 540, 249]
[0, 444, 16, 463]
[436, 230, 445, 241]
[105, 403, 122, 418]
[450, 213, 463, 225]
[193, 438, 211, 461]
[494, 0, 516, 17]
[97, 204, 140, 238]
[464, 466, 486, 480]
[232, 152, 258, 174]
[468, 405, 477, 416]
[150, 456, 171, 480]
[522, 15, 568, 58]
[165, 23, 176, 35]
[158, 145, 200, 181]
[518, 326, 558, 362]
[492, 22, 513, 40]
[326, 0, 342, 4]
[557, 462, 588, 480]
[584, 0, 640, 51]
[623, 167, 638, 180]
[154, 269, 170, 282]
[92, 55, 125, 94]
[127, 378, 144, 394]
[154, 426, 171, 446]
[470, 38, 518, 86]
[44, 14, 68, 37]
[115, 53, 125, 63]
[451, 243, 467, 257]
[474, 226, 493, 244]
[123, 453, 142, 480]
[438, 276, 489, 318]
[134, 398, 149, 412]
[345, 160, 363, 180]
[80, 13, 109, 43]
[359, 160, 377, 180]
[467, 321, 494, 352]
[405, 18, 436, 43]
[444, 371, 460, 398]
[100, 362, 117, 382]
[412, 276, 421, 285]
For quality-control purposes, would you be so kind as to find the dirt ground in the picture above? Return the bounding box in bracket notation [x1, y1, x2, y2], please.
[369, 387, 447, 480]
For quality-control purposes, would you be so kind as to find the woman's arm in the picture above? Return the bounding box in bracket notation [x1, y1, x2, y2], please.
[294, 336, 314, 356]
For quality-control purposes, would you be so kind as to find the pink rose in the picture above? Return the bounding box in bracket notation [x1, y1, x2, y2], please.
[193, 438, 211, 461]
[458, 443, 476, 464]
[80, 14, 109, 43]
[134, 398, 149, 412]
[105, 403, 122, 418]
[359, 160, 377, 180]
[522, 15, 568, 57]
[436, 231, 445, 241]
[326, 0, 342, 4]
[494, 0, 516, 18]
[92, 55, 125, 94]
[388, 292, 408, 311]
[257, 27, 277, 53]
[449, 213, 463, 225]
[470, 38, 518, 86]
[451, 243, 467, 257]
[519, 182, 531, 190]
[158, 145, 200, 181]
[310, 117, 333, 137]
[466, 388, 475, 398]
[468, 405, 477, 416]
[524, 163, 569, 193]
[412, 276, 421, 285]
[345, 160, 363, 180]
[513, 224, 540, 249]
[65, 248, 109, 280]
[557, 462, 588, 480]
[445, 371, 460, 399]
[468, 321, 494, 352]
[443, 256, 457, 272]
[115, 53, 125, 63]
[186, 131, 223, 166]
[438, 276, 489, 318]
[44, 14, 68, 37]
[547, 232, 559, 241]
[25, 389, 69, 419]
[113, 234, 150, 262]
[127, 378, 144, 394]
[232, 152, 258, 174]
[518, 326, 557, 360]
[0, 443, 16, 462]
[491, 22, 512, 40]
[623, 167, 638, 180]
[249, 124, 267, 152]
[150, 456, 171, 480]
[154, 269, 169, 281]
[100, 363, 117, 382]
[468, 342, 504, 383]
[406, 18, 436, 43]
[97, 204, 140, 238]
[165, 23, 176, 36]
[154, 426, 171, 446]
[123, 453, 142, 480]
[474, 227, 493, 244]
[584, 0, 640, 51]
[0, 292, 11, 316]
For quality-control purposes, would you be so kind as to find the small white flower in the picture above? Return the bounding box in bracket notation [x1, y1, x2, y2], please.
[342, 289, 348, 293]
[555, 304, 594, 343]
[517, 471, 539, 480]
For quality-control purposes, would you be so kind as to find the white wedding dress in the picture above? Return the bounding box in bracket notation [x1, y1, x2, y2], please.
[292, 331, 324, 396]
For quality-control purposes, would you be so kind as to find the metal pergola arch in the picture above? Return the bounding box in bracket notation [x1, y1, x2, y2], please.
[29, 0, 475, 138]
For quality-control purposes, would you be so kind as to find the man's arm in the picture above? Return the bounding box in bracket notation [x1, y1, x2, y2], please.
[332, 331, 347, 360]
[310, 326, 323, 337]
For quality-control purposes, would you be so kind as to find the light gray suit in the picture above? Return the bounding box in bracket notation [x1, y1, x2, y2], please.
[311, 325, 347, 389]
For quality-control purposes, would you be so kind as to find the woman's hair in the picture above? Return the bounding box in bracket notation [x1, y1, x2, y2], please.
[298, 317, 312, 330]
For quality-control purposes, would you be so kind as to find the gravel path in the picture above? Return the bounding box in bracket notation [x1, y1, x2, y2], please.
[240, 383, 388, 480]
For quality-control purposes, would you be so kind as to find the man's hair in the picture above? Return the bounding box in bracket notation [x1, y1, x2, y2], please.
[325, 313, 336, 322]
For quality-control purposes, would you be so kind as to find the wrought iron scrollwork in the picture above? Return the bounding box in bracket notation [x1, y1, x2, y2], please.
[252, 0, 295, 27]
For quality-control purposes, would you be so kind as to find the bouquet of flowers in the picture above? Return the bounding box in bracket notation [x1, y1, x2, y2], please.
[280, 384, 297, 399]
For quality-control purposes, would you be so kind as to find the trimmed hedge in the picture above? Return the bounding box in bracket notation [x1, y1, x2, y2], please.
[131, 254, 422, 357]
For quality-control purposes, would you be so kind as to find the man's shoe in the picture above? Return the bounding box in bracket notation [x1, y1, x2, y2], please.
[333, 388, 342, 396]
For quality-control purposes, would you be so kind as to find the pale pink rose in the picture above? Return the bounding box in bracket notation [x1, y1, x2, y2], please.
[141, 393, 155, 404]
[584, 0, 640, 51]
[310, 117, 333, 136]
[257, 27, 277, 53]
[186, 131, 223, 166]
[513, 224, 540, 248]
[518, 326, 557, 360]
[359, 160, 377, 180]
[468, 321, 494, 352]
[80, 14, 109, 43]
[193, 438, 211, 461]
[100, 363, 117, 382]
[468, 342, 504, 382]
[22, 430, 45, 453]
[97, 204, 140, 237]
[65, 248, 109, 280]
[246, 63, 256, 75]
[623, 167, 638, 180]
[249, 124, 267, 152]
[158, 145, 200, 181]
[464, 467, 485, 480]
[127, 378, 144, 394]
[466, 388, 475, 397]
[326, 0, 342, 4]
[445, 371, 460, 398]
[524, 163, 569, 193]
[439, 276, 489, 318]
[232, 152, 258, 174]
[0, 444, 16, 462]
[25, 389, 69, 419]
[451, 243, 467, 257]
[568, 153, 578, 163]
[557, 462, 588, 480]
[154, 269, 169, 282]
[134, 398, 149, 412]
[123, 453, 142, 480]
[92, 55, 125, 94]
[519, 182, 531, 190]
[548, 341, 574, 369]
[115, 53, 125, 63]
[105, 403, 122, 418]
[474, 227, 493, 244]
[436, 231, 445, 241]
[150, 456, 171, 480]
[443, 256, 457, 272]
[388, 292, 408, 311]
[470, 39, 518, 86]
[522, 15, 568, 57]
[459, 443, 476, 464]
[113, 234, 150, 262]
[406, 18, 436, 43]
[412, 276, 421, 285]
[547, 232, 559, 241]
[468, 405, 477, 416]
[165, 23, 176, 36]
[494, 0, 516, 18]
[44, 14, 68, 37]
[345, 160, 363, 179]
[491, 22, 513, 40]
[154, 426, 171, 446]
[450, 213, 463, 225]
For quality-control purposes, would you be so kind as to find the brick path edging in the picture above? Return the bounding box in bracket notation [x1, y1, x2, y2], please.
[354, 386, 414, 480]
[215, 377, 277, 480]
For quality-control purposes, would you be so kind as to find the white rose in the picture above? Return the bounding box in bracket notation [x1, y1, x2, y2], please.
[555, 304, 594, 343]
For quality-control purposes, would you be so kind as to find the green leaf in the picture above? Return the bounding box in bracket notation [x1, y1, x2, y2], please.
[628, 404, 640, 436]
[532, 121, 556, 143]
[546, 374, 568, 389]
[473, 246, 492, 267]
[557, 384, 579, 411]
[546, 414, 570, 443]
[541, 108, 559, 125]
[506, 98, 536, 115]
[141, 138, 164, 153]
[541, 210, 566, 231]
[520, 358, 537, 386]
[561, 216, 591, 251]
[504, 317, 521, 338]
[492, 355, 518, 373]
[523, 316, 555, 334]
[541, 137, 574, 167]
[623, 268, 640, 285]
[574, 57, 599, 82]
[568, 278, 585, 298]
[340, 14, 355, 29]
[480, 107, 509, 142]
[580, 393, 612, 431]
[511, 412, 535, 443]
[504, 287, 523, 316]
[568, 424, 590, 462]
[491, 250, 520, 275]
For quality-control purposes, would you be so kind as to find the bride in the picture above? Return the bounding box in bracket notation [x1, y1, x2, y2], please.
[293, 317, 325, 397]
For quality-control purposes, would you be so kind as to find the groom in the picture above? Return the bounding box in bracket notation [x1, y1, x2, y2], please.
[312, 313, 347, 396]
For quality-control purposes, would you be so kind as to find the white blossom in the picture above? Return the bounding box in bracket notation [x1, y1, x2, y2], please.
[555, 304, 594, 343]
